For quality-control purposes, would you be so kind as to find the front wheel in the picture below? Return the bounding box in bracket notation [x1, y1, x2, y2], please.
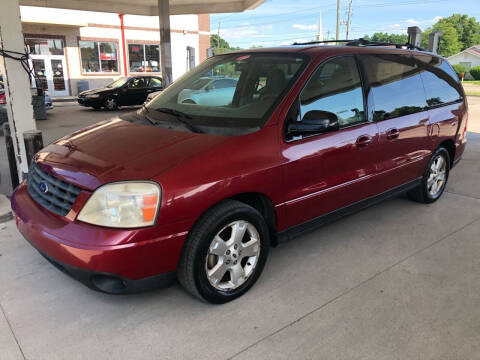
[178, 200, 269, 304]
[104, 97, 118, 111]
[408, 147, 450, 203]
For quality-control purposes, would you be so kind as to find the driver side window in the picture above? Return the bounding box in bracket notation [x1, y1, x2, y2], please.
[300, 56, 365, 127]
[128, 77, 147, 89]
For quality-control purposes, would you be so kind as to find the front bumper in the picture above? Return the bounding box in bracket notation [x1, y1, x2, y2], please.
[77, 97, 102, 107]
[11, 183, 187, 293]
[26, 237, 176, 293]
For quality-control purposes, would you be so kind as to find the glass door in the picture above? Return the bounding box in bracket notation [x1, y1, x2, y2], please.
[30, 55, 69, 97]
[32, 58, 49, 91]
[49, 56, 69, 97]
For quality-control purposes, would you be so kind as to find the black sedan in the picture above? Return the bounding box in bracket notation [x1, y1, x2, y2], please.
[78, 76, 163, 110]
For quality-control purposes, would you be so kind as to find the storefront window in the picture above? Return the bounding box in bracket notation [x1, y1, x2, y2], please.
[128, 44, 160, 73]
[26, 38, 64, 56]
[79, 40, 118, 73]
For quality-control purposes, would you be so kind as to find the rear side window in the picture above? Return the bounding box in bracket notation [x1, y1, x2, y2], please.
[360, 54, 427, 121]
[300, 56, 365, 127]
[415, 55, 463, 107]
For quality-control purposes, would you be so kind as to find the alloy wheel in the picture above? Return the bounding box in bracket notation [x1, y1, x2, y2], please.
[205, 220, 260, 291]
[105, 98, 117, 110]
[427, 154, 447, 197]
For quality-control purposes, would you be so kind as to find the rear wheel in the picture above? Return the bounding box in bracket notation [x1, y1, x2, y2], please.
[408, 147, 450, 203]
[178, 200, 269, 304]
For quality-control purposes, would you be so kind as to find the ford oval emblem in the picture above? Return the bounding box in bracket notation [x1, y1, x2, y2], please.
[38, 181, 49, 194]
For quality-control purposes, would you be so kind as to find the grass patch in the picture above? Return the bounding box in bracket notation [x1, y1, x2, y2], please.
[466, 91, 480, 96]
[463, 80, 480, 86]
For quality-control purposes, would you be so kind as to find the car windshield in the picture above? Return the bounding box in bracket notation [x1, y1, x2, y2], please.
[107, 78, 129, 88]
[146, 53, 307, 133]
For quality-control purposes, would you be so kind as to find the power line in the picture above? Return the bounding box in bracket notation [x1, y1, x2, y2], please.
[213, 1, 339, 25]
[216, 0, 450, 30]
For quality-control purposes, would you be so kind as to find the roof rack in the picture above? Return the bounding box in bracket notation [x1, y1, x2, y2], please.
[292, 38, 426, 51]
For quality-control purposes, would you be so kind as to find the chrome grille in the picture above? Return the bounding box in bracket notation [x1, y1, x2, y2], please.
[27, 163, 81, 216]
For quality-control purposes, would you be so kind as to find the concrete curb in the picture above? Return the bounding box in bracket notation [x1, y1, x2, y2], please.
[52, 97, 77, 103]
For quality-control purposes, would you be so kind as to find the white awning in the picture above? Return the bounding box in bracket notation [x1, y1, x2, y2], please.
[18, 0, 264, 16]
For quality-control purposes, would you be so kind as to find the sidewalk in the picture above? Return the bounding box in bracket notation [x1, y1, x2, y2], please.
[51, 96, 77, 103]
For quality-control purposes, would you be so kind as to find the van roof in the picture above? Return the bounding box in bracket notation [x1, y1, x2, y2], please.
[223, 43, 439, 58]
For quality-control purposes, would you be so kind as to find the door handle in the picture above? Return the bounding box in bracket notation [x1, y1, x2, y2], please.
[386, 128, 400, 140]
[356, 134, 373, 147]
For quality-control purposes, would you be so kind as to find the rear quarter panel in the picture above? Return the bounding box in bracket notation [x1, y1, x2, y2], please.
[428, 100, 467, 161]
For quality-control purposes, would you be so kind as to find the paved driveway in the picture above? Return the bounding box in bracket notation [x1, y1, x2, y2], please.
[0, 98, 479, 359]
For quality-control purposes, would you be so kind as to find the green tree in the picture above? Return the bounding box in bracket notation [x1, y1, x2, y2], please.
[437, 14, 480, 49]
[422, 23, 462, 57]
[422, 14, 480, 55]
[363, 32, 408, 44]
[210, 34, 230, 49]
[210, 34, 243, 54]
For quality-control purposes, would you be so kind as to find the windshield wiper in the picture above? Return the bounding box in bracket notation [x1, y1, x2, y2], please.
[155, 107, 202, 133]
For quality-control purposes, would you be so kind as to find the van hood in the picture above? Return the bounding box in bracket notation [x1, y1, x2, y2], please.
[35, 117, 226, 191]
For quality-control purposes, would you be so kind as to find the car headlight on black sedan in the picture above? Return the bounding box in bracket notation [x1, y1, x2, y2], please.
[77, 182, 161, 228]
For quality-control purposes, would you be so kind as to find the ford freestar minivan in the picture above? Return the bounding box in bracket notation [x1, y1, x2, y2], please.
[12, 42, 468, 303]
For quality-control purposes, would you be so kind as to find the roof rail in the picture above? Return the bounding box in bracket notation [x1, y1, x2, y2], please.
[292, 38, 426, 51]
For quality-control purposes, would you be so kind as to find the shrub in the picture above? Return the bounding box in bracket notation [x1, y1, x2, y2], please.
[452, 64, 468, 79]
[470, 66, 480, 80]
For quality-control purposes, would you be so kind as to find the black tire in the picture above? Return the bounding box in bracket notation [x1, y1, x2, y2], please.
[408, 146, 450, 203]
[178, 200, 270, 304]
[104, 97, 118, 111]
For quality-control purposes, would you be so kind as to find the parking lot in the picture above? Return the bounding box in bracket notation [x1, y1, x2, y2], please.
[1, 97, 480, 359]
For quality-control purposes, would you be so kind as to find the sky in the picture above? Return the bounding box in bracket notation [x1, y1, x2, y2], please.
[210, 0, 480, 48]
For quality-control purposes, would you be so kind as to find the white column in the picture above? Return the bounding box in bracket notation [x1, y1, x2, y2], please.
[158, 0, 173, 86]
[0, 0, 37, 179]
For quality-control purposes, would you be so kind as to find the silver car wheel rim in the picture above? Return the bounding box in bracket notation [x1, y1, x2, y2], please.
[205, 220, 260, 291]
[427, 154, 447, 197]
[106, 98, 116, 109]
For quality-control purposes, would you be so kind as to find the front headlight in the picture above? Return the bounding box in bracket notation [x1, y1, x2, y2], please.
[87, 94, 100, 99]
[77, 182, 161, 228]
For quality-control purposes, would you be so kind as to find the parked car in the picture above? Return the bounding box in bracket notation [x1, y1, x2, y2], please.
[0, 82, 7, 126]
[0, 83, 52, 124]
[44, 92, 53, 110]
[77, 76, 163, 110]
[12, 44, 467, 303]
[177, 76, 238, 106]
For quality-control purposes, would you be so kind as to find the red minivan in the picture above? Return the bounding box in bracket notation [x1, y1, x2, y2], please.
[11, 43, 468, 303]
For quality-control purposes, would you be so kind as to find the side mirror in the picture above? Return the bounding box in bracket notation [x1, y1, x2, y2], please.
[287, 110, 339, 137]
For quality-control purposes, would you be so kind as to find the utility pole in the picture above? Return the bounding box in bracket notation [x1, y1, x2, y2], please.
[345, 0, 353, 40]
[316, 10, 323, 41]
[217, 21, 221, 47]
[336, 0, 341, 41]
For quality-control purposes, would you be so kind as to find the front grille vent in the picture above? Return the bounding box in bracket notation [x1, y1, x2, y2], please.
[27, 163, 81, 216]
